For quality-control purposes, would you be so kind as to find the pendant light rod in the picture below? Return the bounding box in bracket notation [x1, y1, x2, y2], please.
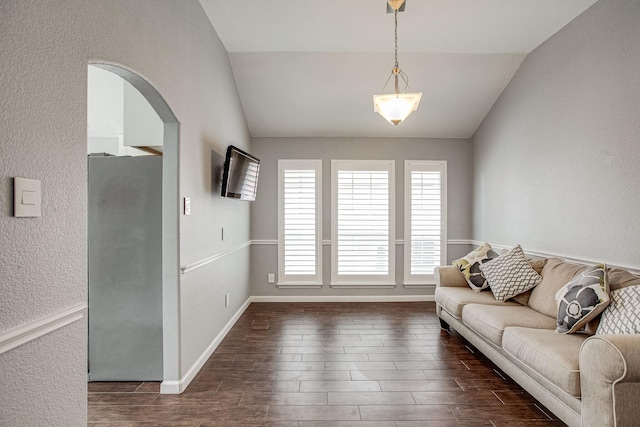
[394, 10, 399, 69]
[393, 9, 400, 95]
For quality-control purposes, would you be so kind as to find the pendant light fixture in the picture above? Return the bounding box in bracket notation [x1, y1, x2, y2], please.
[373, 0, 422, 125]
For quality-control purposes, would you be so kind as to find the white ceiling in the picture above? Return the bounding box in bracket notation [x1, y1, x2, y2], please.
[199, 0, 598, 138]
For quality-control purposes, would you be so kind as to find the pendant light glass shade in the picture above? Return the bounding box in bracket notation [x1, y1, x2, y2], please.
[373, 92, 422, 125]
[374, 1, 421, 125]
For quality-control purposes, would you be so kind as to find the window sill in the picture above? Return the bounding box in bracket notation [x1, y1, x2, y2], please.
[330, 282, 397, 289]
[277, 282, 323, 289]
[402, 281, 436, 288]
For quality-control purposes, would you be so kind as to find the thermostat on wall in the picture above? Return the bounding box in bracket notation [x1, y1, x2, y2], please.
[14, 177, 42, 217]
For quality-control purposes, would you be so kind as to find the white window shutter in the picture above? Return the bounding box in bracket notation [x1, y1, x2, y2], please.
[278, 160, 322, 286]
[331, 160, 395, 286]
[410, 170, 441, 274]
[336, 170, 389, 275]
[283, 169, 317, 275]
[404, 161, 447, 285]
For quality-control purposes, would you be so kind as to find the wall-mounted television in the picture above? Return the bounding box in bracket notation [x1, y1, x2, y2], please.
[221, 145, 260, 201]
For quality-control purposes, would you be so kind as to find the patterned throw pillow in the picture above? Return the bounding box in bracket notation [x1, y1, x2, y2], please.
[480, 245, 542, 302]
[452, 242, 499, 292]
[555, 265, 609, 334]
[596, 285, 640, 335]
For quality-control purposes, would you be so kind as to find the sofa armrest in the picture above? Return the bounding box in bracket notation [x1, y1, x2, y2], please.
[580, 334, 640, 427]
[434, 265, 468, 288]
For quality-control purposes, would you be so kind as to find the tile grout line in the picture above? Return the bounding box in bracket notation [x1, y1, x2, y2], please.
[492, 390, 506, 405]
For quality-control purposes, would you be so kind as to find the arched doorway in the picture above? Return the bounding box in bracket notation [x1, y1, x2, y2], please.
[87, 62, 180, 389]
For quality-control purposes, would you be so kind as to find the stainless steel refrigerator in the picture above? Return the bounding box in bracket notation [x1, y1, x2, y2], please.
[88, 155, 163, 381]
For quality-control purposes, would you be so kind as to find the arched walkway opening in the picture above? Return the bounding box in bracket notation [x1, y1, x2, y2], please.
[87, 62, 180, 390]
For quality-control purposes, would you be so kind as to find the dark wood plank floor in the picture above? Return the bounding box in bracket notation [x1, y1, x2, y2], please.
[88, 302, 567, 426]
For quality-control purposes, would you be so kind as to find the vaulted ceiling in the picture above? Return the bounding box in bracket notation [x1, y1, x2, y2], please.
[199, 0, 598, 138]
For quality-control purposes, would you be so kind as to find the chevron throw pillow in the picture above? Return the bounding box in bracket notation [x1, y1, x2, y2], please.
[480, 245, 542, 302]
[596, 285, 640, 335]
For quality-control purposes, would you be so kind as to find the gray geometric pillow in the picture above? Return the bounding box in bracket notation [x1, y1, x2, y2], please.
[452, 242, 498, 292]
[555, 265, 609, 334]
[480, 245, 542, 302]
[596, 285, 640, 335]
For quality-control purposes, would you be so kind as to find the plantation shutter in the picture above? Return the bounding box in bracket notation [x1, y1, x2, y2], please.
[278, 160, 322, 286]
[283, 169, 317, 275]
[404, 161, 447, 285]
[331, 160, 395, 286]
[410, 170, 441, 274]
[337, 170, 390, 275]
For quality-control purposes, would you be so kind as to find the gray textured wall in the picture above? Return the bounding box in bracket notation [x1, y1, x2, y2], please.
[249, 137, 473, 296]
[0, 0, 250, 423]
[472, 0, 640, 268]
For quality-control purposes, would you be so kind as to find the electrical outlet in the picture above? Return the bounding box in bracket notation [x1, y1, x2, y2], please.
[224, 293, 230, 307]
[267, 273, 275, 284]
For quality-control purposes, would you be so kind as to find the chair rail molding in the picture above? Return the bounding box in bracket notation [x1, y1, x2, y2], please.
[181, 239, 476, 275]
[0, 303, 87, 355]
[181, 241, 252, 274]
[470, 240, 640, 276]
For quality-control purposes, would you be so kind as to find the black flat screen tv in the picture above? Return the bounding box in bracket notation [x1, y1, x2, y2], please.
[221, 145, 260, 201]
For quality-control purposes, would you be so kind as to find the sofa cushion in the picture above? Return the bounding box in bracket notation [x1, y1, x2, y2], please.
[462, 304, 557, 346]
[596, 285, 640, 335]
[607, 268, 640, 292]
[555, 264, 610, 334]
[528, 258, 587, 318]
[452, 242, 498, 291]
[479, 245, 542, 301]
[435, 287, 518, 319]
[503, 327, 586, 397]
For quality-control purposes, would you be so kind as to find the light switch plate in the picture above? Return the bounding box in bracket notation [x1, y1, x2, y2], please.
[14, 177, 41, 217]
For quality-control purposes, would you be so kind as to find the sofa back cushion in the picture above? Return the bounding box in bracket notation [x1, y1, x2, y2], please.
[529, 258, 549, 275]
[528, 258, 586, 317]
[607, 268, 640, 291]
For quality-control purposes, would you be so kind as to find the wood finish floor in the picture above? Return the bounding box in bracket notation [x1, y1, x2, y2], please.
[88, 302, 567, 426]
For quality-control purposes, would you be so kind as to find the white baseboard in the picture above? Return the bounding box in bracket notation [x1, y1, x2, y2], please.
[160, 297, 252, 394]
[159, 380, 181, 394]
[249, 295, 435, 303]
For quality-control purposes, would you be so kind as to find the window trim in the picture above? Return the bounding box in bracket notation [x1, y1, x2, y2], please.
[277, 159, 323, 287]
[403, 160, 447, 286]
[330, 159, 396, 288]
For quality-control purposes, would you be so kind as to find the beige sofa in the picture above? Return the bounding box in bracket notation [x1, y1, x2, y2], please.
[435, 257, 640, 427]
